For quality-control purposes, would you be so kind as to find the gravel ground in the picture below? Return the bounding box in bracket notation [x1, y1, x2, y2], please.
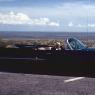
[0, 72, 94, 95]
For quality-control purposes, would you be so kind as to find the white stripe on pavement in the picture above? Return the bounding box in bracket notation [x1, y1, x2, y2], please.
[64, 77, 85, 83]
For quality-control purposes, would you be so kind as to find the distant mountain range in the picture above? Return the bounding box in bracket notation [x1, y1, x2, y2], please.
[0, 31, 95, 40]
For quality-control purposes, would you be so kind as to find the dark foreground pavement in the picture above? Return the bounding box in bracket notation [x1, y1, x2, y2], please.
[0, 72, 94, 95]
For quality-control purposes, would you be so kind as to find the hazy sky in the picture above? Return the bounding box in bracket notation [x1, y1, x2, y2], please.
[0, 0, 95, 32]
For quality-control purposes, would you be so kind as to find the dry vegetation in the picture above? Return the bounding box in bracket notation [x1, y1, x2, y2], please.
[0, 39, 94, 48]
[83, 40, 95, 47]
[0, 39, 65, 48]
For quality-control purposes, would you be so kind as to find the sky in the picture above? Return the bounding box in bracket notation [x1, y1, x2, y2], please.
[0, 0, 95, 32]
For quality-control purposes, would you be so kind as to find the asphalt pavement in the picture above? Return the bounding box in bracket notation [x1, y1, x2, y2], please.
[0, 72, 94, 95]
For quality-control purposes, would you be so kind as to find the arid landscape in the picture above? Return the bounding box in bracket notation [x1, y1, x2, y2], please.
[0, 32, 95, 48]
[0, 39, 94, 48]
